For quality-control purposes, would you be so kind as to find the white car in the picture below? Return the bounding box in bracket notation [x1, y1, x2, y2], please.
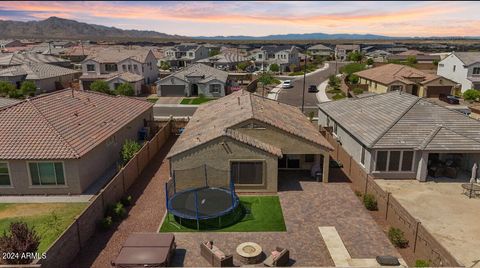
[282, 80, 293, 88]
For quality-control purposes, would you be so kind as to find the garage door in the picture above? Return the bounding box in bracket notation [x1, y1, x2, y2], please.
[426, 86, 452, 97]
[159, 85, 185, 96]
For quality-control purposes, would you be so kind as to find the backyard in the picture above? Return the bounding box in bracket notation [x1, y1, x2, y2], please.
[0, 203, 87, 253]
[159, 195, 286, 232]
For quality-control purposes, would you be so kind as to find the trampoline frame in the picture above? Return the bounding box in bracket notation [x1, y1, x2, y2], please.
[165, 165, 239, 230]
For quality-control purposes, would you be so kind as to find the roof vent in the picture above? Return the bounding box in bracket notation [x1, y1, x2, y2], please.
[237, 97, 240, 106]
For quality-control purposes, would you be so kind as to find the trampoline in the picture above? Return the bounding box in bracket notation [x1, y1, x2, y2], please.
[165, 165, 240, 229]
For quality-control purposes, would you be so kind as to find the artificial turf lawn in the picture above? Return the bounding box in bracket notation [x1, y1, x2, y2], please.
[159, 196, 286, 232]
[180, 97, 215, 105]
[0, 203, 87, 253]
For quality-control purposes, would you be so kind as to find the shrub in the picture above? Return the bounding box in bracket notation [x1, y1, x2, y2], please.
[363, 193, 378, 211]
[113, 202, 127, 220]
[328, 75, 340, 88]
[0, 81, 16, 97]
[415, 259, 430, 267]
[308, 111, 314, 122]
[463, 89, 480, 101]
[352, 88, 364, 95]
[269, 63, 280, 72]
[348, 74, 359, 84]
[115, 83, 135, 96]
[347, 51, 363, 62]
[258, 72, 275, 86]
[20, 81, 37, 97]
[98, 216, 113, 231]
[121, 139, 142, 164]
[406, 56, 418, 65]
[388, 227, 409, 248]
[236, 61, 249, 71]
[121, 195, 133, 207]
[354, 190, 363, 197]
[160, 61, 171, 70]
[0, 221, 40, 264]
[366, 58, 374, 65]
[90, 80, 113, 95]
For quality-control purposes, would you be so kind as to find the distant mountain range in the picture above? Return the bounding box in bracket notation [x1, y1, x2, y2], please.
[0, 17, 478, 41]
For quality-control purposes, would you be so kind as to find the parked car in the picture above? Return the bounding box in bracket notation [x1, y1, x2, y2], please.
[308, 85, 318, 93]
[439, 94, 460, 105]
[282, 80, 293, 88]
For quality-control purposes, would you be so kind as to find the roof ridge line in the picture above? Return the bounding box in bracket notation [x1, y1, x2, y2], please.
[369, 96, 421, 147]
[418, 124, 443, 150]
[441, 125, 480, 144]
[28, 97, 81, 158]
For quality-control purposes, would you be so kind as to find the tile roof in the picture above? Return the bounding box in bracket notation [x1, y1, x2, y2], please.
[0, 62, 80, 80]
[81, 72, 144, 83]
[0, 89, 152, 160]
[197, 53, 248, 64]
[85, 48, 153, 63]
[0, 97, 21, 108]
[453, 52, 480, 66]
[168, 90, 333, 158]
[335, 45, 360, 50]
[0, 53, 69, 67]
[261, 45, 295, 54]
[354, 63, 441, 85]
[160, 63, 228, 84]
[318, 91, 480, 150]
[308, 44, 332, 51]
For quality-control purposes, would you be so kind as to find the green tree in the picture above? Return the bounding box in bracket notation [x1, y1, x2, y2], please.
[366, 58, 374, 65]
[432, 59, 439, 66]
[406, 56, 418, 66]
[20, 81, 36, 97]
[0, 222, 40, 264]
[269, 63, 280, 72]
[328, 75, 340, 89]
[463, 89, 480, 101]
[236, 61, 249, 71]
[0, 81, 16, 97]
[160, 61, 170, 71]
[347, 51, 363, 62]
[208, 49, 220, 57]
[340, 63, 367, 76]
[115, 83, 135, 96]
[258, 72, 275, 86]
[348, 74, 359, 84]
[90, 80, 113, 95]
[120, 139, 142, 164]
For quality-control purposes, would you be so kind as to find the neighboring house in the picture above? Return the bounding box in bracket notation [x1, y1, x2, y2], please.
[157, 63, 229, 97]
[387, 50, 440, 64]
[163, 44, 209, 68]
[0, 40, 23, 50]
[355, 63, 458, 97]
[0, 89, 153, 195]
[307, 44, 333, 57]
[335, 44, 360, 61]
[249, 45, 300, 72]
[318, 91, 480, 182]
[167, 90, 333, 192]
[0, 62, 80, 94]
[0, 97, 20, 108]
[437, 52, 480, 92]
[50, 41, 75, 49]
[197, 53, 248, 71]
[79, 48, 158, 95]
[385, 46, 408, 54]
[365, 50, 391, 63]
[0, 53, 71, 68]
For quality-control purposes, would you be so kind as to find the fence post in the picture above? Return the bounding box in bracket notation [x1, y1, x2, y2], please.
[385, 192, 390, 220]
[413, 221, 421, 253]
[121, 169, 126, 194]
[364, 175, 369, 195]
[348, 156, 352, 176]
[75, 217, 82, 250]
[136, 154, 140, 176]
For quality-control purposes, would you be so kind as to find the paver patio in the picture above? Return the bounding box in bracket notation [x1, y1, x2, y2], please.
[169, 172, 399, 267]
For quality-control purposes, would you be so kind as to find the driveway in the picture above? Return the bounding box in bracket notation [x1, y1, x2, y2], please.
[170, 174, 399, 267]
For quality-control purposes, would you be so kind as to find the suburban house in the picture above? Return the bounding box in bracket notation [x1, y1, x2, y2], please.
[355, 63, 458, 97]
[387, 50, 440, 64]
[197, 53, 248, 71]
[0, 53, 71, 69]
[0, 62, 80, 94]
[335, 44, 360, 61]
[0, 89, 153, 195]
[79, 48, 158, 95]
[157, 63, 229, 97]
[365, 50, 391, 63]
[437, 52, 480, 92]
[163, 44, 209, 68]
[0, 40, 23, 50]
[249, 45, 300, 72]
[318, 91, 480, 182]
[307, 44, 333, 57]
[167, 90, 333, 192]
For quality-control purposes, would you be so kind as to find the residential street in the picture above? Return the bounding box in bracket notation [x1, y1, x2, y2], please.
[277, 61, 345, 108]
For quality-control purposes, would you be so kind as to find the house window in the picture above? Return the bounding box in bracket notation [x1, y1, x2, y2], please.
[391, 85, 403, 91]
[29, 162, 65, 186]
[231, 161, 263, 185]
[122, 65, 127, 71]
[438, 63, 444, 67]
[375, 151, 388, 171]
[360, 147, 366, 166]
[128, 65, 132, 71]
[189, 52, 194, 57]
[333, 122, 338, 135]
[133, 65, 138, 71]
[374, 82, 377, 89]
[258, 54, 262, 59]
[305, 154, 315, 163]
[86, 64, 95, 72]
[453, 65, 456, 72]
[0, 163, 11, 186]
[388, 151, 401, 171]
[473, 67, 480, 75]
[209, 84, 221, 94]
[401, 151, 414, 171]
[105, 64, 117, 72]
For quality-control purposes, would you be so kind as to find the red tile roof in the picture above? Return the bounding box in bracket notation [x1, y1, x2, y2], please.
[0, 89, 152, 160]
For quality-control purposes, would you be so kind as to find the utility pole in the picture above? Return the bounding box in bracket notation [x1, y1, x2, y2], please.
[301, 54, 307, 113]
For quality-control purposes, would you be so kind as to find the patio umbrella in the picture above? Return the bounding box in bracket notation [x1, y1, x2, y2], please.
[472, 163, 478, 183]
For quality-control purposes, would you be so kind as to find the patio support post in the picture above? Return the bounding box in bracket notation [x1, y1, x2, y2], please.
[416, 152, 428, 182]
[322, 153, 330, 183]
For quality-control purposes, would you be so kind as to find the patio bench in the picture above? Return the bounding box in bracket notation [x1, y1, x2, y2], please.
[200, 241, 234, 267]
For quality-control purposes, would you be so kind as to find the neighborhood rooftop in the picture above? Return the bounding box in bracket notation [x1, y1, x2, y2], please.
[0, 53, 69, 66]
[354, 63, 441, 85]
[452, 52, 480, 66]
[163, 63, 228, 84]
[0, 62, 79, 80]
[86, 47, 153, 63]
[0, 89, 152, 159]
[167, 90, 333, 158]
[318, 91, 480, 150]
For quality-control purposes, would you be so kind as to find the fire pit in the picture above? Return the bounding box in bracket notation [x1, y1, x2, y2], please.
[236, 242, 263, 264]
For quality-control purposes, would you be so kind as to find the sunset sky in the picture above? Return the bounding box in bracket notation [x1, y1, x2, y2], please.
[0, 1, 479, 37]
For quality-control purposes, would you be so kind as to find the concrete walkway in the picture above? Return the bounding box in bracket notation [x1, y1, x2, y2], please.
[316, 79, 331, 103]
[0, 195, 94, 203]
[275, 63, 330, 79]
[267, 83, 283, 100]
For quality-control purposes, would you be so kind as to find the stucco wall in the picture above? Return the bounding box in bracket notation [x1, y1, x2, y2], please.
[170, 136, 278, 193]
[437, 54, 471, 92]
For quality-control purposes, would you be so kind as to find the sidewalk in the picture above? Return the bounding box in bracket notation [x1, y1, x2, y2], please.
[275, 63, 330, 79]
[267, 83, 283, 100]
[316, 79, 331, 103]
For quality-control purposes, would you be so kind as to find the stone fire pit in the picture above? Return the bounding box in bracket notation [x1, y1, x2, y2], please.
[236, 242, 263, 264]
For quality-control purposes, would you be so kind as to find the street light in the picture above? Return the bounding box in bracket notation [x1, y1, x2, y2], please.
[301, 54, 307, 113]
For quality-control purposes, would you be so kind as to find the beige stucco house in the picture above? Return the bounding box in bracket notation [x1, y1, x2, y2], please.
[355, 63, 458, 98]
[167, 90, 333, 193]
[0, 89, 153, 195]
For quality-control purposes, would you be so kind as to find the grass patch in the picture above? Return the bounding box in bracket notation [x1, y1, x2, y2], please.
[159, 196, 286, 232]
[332, 92, 346, 100]
[180, 96, 215, 105]
[326, 89, 341, 94]
[0, 203, 87, 253]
